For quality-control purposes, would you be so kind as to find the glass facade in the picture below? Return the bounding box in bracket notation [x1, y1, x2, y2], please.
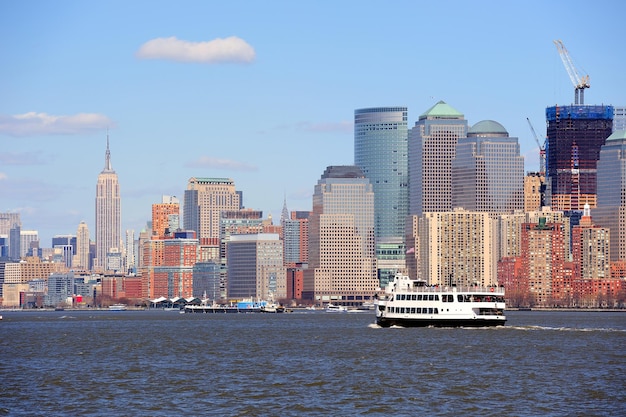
[354, 107, 408, 239]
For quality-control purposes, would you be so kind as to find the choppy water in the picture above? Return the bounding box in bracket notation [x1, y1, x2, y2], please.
[1, 310, 625, 416]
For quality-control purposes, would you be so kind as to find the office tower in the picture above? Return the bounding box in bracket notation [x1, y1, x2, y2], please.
[544, 105, 613, 210]
[419, 208, 497, 287]
[95, 136, 121, 271]
[524, 172, 545, 212]
[152, 195, 180, 239]
[125, 229, 135, 274]
[52, 235, 75, 268]
[302, 166, 377, 305]
[452, 120, 524, 214]
[354, 107, 408, 239]
[409, 101, 468, 216]
[20, 230, 38, 258]
[613, 106, 626, 132]
[282, 207, 310, 265]
[572, 205, 609, 280]
[592, 130, 626, 261]
[227, 233, 286, 300]
[0, 212, 20, 261]
[73, 222, 90, 270]
[192, 261, 221, 299]
[521, 218, 566, 306]
[184, 177, 241, 240]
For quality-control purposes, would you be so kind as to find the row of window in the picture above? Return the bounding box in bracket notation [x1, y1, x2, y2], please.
[389, 307, 439, 314]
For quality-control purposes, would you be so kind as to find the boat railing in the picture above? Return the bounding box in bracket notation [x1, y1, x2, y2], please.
[391, 283, 505, 295]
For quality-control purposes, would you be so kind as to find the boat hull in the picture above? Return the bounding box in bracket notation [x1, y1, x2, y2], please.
[376, 316, 506, 328]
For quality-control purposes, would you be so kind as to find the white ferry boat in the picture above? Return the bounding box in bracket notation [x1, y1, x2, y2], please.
[375, 273, 506, 327]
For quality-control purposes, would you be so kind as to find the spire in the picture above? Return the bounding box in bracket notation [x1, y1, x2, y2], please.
[280, 193, 289, 224]
[104, 129, 112, 172]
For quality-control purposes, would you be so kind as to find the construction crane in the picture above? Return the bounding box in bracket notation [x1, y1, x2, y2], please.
[553, 39, 590, 105]
[526, 117, 546, 175]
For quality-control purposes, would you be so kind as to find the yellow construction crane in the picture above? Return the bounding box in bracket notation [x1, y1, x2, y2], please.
[553, 40, 590, 105]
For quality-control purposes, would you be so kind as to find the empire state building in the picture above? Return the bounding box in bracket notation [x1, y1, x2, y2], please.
[95, 135, 121, 271]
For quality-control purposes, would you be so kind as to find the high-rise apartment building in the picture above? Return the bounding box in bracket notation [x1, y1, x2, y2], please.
[73, 221, 90, 270]
[592, 130, 626, 261]
[152, 195, 180, 239]
[282, 210, 310, 265]
[409, 101, 468, 216]
[520, 218, 566, 306]
[354, 107, 408, 239]
[184, 177, 241, 240]
[544, 105, 613, 210]
[95, 136, 121, 271]
[571, 205, 609, 280]
[227, 233, 286, 301]
[303, 166, 377, 306]
[452, 120, 524, 214]
[419, 208, 497, 287]
[524, 172, 545, 212]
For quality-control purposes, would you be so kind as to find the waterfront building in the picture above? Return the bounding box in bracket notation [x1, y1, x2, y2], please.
[354, 107, 409, 239]
[95, 136, 121, 271]
[184, 177, 241, 240]
[419, 208, 497, 287]
[192, 261, 221, 299]
[408, 101, 468, 216]
[227, 233, 286, 301]
[592, 130, 626, 261]
[303, 166, 378, 306]
[152, 231, 198, 298]
[544, 105, 613, 210]
[524, 172, 545, 212]
[452, 120, 524, 214]
[20, 231, 38, 259]
[571, 205, 609, 280]
[520, 218, 566, 307]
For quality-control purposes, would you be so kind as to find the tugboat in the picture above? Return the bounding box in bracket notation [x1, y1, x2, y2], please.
[375, 272, 506, 327]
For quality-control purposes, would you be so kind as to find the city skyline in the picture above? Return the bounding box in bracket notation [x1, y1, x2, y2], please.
[2, 1, 625, 244]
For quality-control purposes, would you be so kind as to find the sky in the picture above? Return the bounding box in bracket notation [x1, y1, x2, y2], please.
[1, 0, 625, 246]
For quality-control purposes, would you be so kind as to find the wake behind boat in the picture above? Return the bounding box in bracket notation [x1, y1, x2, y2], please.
[375, 272, 506, 327]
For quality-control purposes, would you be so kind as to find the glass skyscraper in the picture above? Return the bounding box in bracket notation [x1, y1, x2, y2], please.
[354, 107, 408, 239]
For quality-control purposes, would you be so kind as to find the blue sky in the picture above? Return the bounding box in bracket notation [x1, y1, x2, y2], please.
[1, 0, 624, 245]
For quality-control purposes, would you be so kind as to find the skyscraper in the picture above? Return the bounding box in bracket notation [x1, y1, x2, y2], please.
[354, 107, 408, 239]
[452, 120, 524, 214]
[95, 136, 121, 271]
[544, 105, 613, 210]
[74, 221, 90, 270]
[409, 101, 468, 216]
[302, 166, 378, 306]
[592, 130, 626, 261]
[152, 195, 180, 239]
[184, 177, 241, 240]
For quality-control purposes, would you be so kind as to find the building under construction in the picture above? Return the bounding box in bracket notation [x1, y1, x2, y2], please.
[545, 105, 614, 210]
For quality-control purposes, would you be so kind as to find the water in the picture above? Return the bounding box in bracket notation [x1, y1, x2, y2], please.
[1, 310, 625, 416]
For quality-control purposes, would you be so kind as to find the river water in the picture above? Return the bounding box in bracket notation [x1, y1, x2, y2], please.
[1, 309, 625, 416]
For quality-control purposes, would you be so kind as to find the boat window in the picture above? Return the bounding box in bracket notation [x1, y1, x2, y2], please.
[395, 295, 400, 301]
[434, 308, 438, 314]
[428, 308, 433, 314]
[457, 295, 464, 302]
[434, 295, 439, 301]
[416, 308, 421, 314]
[412, 294, 417, 301]
[410, 308, 416, 314]
[428, 295, 434, 301]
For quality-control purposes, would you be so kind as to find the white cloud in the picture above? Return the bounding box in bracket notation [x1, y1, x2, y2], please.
[136, 36, 256, 64]
[186, 156, 258, 171]
[0, 112, 113, 137]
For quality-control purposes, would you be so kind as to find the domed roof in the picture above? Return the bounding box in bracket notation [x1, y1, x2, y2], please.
[468, 120, 508, 137]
